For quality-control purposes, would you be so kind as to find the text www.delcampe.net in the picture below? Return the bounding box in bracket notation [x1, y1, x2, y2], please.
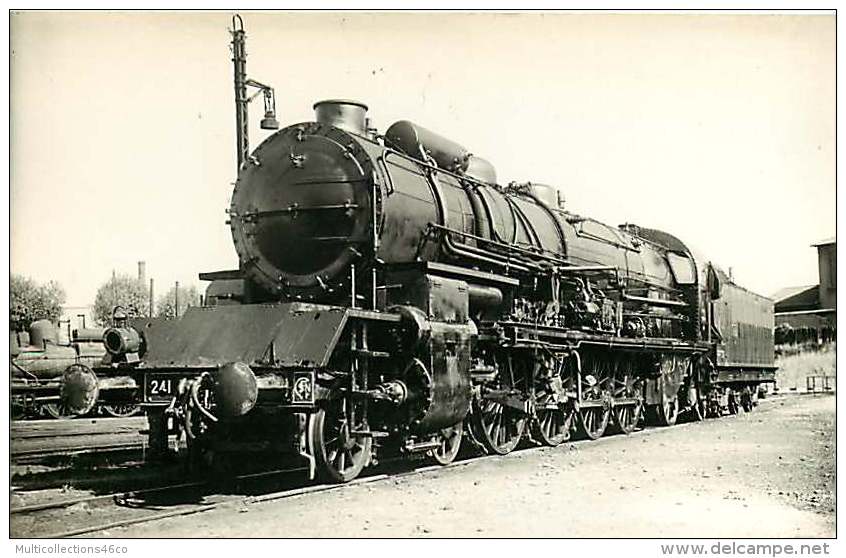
[660, 543, 832, 557]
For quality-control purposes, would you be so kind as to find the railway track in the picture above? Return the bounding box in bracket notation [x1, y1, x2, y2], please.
[13, 460, 463, 538]
[12, 396, 801, 539]
[11, 416, 148, 461]
[11, 416, 701, 538]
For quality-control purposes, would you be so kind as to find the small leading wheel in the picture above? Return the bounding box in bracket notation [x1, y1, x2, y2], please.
[102, 403, 141, 418]
[43, 403, 75, 420]
[429, 422, 463, 465]
[577, 403, 610, 440]
[470, 396, 527, 455]
[647, 398, 679, 426]
[532, 403, 574, 446]
[309, 396, 372, 483]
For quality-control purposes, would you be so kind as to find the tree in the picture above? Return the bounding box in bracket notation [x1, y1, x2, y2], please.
[10, 275, 66, 331]
[92, 273, 150, 326]
[156, 284, 200, 319]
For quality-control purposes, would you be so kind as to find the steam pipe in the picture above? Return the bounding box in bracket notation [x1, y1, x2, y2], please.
[441, 233, 532, 273]
[622, 293, 687, 308]
[427, 223, 568, 265]
[441, 231, 539, 273]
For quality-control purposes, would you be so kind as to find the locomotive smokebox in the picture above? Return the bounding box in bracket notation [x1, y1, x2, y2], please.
[213, 361, 258, 418]
[313, 99, 368, 135]
[230, 114, 375, 296]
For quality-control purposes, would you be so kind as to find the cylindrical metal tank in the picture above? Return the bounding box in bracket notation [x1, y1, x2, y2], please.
[527, 183, 558, 208]
[386, 120, 471, 173]
[465, 156, 497, 184]
[29, 320, 58, 348]
[12, 344, 79, 379]
[73, 328, 106, 343]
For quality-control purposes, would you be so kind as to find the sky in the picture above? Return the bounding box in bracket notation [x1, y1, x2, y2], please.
[10, 11, 835, 306]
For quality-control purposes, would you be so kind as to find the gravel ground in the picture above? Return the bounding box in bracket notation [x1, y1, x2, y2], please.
[73, 394, 835, 539]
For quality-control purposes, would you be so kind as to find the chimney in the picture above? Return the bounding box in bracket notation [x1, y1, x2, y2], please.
[313, 99, 368, 135]
[138, 261, 146, 285]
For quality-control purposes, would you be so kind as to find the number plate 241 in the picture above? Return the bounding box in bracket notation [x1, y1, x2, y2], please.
[145, 375, 178, 401]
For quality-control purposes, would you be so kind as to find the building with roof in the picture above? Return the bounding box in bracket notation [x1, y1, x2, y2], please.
[813, 238, 836, 310]
[772, 238, 836, 334]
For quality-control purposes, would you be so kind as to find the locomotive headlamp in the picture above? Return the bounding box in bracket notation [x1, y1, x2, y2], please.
[246, 80, 279, 130]
[260, 110, 279, 130]
[260, 88, 279, 130]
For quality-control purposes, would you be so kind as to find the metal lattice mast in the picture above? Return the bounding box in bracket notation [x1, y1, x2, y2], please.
[232, 14, 249, 175]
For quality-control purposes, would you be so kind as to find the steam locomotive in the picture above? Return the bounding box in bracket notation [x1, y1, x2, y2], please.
[11, 320, 140, 419]
[94, 22, 775, 482]
[99, 100, 776, 480]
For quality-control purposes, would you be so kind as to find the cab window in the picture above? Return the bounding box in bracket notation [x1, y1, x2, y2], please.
[667, 252, 696, 285]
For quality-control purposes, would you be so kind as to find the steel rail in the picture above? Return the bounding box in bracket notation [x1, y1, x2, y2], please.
[26, 428, 662, 537]
[11, 480, 208, 515]
[20, 397, 791, 539]
[11, 441, 144, 461]
[18, 465, 314, 539]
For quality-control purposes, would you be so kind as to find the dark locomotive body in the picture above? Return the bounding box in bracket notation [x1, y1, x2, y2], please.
[100, 95, 775, 480]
